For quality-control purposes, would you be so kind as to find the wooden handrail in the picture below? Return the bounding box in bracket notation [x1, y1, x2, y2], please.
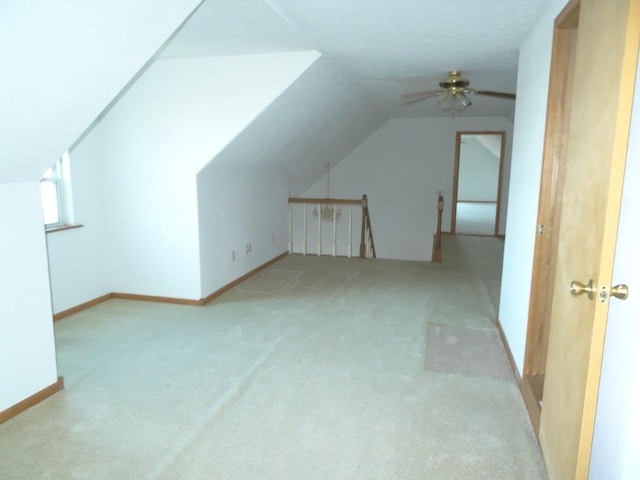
[288, 197, 363, 205]
[432, 193, 444, 263]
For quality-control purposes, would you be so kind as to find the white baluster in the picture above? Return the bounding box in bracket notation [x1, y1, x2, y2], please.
[348, 205, 352, 258]
[332, 204, 337, 257]
[303, 204, 307, 255]
[288, 203, 292, 254]
[317, 204, 322, 256]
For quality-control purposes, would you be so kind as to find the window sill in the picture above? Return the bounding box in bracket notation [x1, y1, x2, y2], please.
[45, 224, 84, 234]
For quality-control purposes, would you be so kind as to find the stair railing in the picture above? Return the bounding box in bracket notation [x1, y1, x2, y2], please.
[288, 194, 376, 258]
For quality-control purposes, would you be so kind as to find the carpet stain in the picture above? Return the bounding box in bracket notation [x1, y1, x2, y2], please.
[425, 323, 513, 381]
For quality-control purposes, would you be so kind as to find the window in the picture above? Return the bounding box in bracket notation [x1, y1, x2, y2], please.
[40, 151, 74, 229]
[41, 162, 62, 226]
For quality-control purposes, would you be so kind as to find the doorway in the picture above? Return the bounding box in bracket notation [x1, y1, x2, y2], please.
[521, 0, 578, 431]
[451, 131, 505, 236]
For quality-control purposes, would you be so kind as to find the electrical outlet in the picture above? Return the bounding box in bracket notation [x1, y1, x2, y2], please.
[232, 250, 235, 261]
[245, 243, 251, 254]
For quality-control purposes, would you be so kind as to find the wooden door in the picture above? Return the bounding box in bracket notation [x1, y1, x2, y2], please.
[589, 56, 640, 478]
[538, 1, 640, 479]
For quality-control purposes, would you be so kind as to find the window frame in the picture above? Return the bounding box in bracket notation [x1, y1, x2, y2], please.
[41, 162, 63, 228]
[40, 151, 76, 231]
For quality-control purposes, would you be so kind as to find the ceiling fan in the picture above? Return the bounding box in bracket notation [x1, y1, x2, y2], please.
[401, 70, 516, 114]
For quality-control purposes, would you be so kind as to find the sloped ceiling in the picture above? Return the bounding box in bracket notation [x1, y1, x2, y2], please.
[470, 133, 503, 158]
[167, 0, 549, 119]
[0, 0, 203, 183]
[200, 56, 386, 196]
[160, 0, 314, 58]
[179, 0, 547, 193]
[1, 0, 548, 187]
[265, 0, 548, 118]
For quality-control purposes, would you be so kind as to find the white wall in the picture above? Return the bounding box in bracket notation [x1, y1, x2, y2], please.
[0, 183, 58, 412]
[198, 165, 289, 297]
[64, 51, 318, 301]
[499, 0, 567, 374]
[0, 0, 202, 413]
[46, 144, 110, 313]
[192, 56, 385, 291]
[296, 117, 513, 261]
[458, 138, 500, 201]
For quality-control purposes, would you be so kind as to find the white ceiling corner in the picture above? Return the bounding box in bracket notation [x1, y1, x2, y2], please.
[470, 133, 504, 158]
[160, 0, 313, 59]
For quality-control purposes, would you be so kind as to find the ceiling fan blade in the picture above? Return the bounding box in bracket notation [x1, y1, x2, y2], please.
[476, 90, 516, 100]
[402, 90, 449, 106]
[401, 89, 442, 100]
[402, 91, 448, 106]
[402, 97, 431, 106]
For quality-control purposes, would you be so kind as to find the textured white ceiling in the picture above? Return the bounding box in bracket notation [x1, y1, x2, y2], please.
[266, 0, 549, 118]
[160, 0, 312, 58]
[200, 57, 387, 195]
[166, 0, 549, 119]
[179, 0, 549, 193]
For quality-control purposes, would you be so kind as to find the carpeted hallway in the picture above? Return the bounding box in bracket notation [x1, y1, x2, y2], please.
[0, 235, 547, 479]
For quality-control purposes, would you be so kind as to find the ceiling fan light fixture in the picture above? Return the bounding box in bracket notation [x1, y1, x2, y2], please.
[455, 92, 472, 111]
[437, 94, 454, 112]
[437, 91, 471, 115]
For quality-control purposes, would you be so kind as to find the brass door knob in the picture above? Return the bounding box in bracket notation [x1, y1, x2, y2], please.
[611, 284, 629, 300]
[570, 279, 596, 300]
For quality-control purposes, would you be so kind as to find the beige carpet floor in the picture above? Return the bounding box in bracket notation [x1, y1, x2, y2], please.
[0, 235, 547, 479]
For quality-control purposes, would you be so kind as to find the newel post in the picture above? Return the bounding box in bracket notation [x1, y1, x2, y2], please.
[432, 193, 444, 263]
[359, 195, 368, 258]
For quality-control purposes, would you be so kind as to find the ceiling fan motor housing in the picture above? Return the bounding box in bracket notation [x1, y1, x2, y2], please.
[438, 70, 470, 90]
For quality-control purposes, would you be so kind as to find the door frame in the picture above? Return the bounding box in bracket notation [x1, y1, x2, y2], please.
[450, 130, 506, 236]
[521, 0, 579, 432]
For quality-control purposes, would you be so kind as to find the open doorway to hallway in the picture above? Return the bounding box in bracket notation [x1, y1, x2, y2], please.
[451, 131, 506, 236]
